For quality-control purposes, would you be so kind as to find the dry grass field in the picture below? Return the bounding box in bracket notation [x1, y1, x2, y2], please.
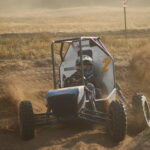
[0, 4, 150, 150]
[0, 6, 149, 59]
[0, 6, 150, 34]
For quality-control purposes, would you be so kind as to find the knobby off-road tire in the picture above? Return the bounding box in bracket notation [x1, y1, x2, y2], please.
[132, 93, 150, 132]
[19, 101, 35, 140]
[108, 100, 127, 142]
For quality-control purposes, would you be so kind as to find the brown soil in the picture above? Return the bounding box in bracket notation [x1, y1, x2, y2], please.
[0, 34, 150, 150]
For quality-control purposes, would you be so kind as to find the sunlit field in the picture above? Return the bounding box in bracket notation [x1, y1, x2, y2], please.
[0, 6, 149, 59]
[0, 32, 149, 60]
[0, 6, 150, 34]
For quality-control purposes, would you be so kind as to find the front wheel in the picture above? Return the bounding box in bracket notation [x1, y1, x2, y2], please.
[19, 101, 35, 140]
[107, 100, 127, 142]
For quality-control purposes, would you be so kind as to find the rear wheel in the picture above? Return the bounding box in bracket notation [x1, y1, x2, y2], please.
[107, 100, 127, 142]
[132, 93, 150, 132]
[19, 101, 35, 140]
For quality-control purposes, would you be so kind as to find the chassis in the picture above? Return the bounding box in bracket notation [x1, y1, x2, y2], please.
[18, 37, 150, 142]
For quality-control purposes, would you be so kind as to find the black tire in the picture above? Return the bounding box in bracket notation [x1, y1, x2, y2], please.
[132, 93, 150, 132]
[107, 100, 127, 142]
[19, 101, 35, 140]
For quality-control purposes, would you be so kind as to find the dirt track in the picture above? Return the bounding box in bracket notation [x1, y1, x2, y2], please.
[0, 31, 150, 150]
[0, 59, 132, 150]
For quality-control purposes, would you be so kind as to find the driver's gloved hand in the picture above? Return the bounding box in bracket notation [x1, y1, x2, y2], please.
[85, 83, 96, 99]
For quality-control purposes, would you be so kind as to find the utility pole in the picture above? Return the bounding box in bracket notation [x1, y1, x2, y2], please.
[123, 0, 128, 38]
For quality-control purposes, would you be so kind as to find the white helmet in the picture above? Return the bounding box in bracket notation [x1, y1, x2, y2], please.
[76, 55, 93, 66]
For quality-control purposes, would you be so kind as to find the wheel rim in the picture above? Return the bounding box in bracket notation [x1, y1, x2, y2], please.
[144, 101, 150, 123]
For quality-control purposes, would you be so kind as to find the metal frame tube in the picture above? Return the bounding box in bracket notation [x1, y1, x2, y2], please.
[60, 43, 64, 61]
[51, 37, 109, 89]
[51, 42, 57, 89]
[79, 38, 85, 85]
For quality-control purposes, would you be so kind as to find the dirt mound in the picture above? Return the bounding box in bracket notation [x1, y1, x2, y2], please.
[121, 128, 150, 150]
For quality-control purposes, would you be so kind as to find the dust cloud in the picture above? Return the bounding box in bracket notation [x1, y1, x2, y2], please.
[3, 76, 26, 106]
[130, 44, 150, 95]
[2, 74, 47, 113]
[0, 0, 149, 13]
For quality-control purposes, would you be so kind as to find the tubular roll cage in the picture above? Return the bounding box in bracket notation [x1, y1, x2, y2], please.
[51, 37, 115, 90]
[51, 37, 100, 89]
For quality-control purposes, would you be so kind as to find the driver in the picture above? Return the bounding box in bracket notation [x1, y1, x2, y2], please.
[64, 55, 103, 98]
[76, 55, 95, 83]
[66, 55, 96, 86]
[75, 56, 104, 99]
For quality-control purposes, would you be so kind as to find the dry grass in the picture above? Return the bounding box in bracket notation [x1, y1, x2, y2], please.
[0, 6, 149, 34]
[0, 6, 149, 59]
[0, 33, 51, 59]
[0, 32, 149, 60]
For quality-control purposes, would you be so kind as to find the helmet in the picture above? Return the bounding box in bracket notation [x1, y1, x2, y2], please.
[76, 55, 94, 78]
[76, 55, 93, 66]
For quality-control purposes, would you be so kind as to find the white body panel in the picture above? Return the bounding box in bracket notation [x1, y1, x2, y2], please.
[60, 39, 115, 96]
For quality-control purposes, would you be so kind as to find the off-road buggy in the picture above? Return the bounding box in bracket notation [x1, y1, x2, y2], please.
[18, 37, 150, 142]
